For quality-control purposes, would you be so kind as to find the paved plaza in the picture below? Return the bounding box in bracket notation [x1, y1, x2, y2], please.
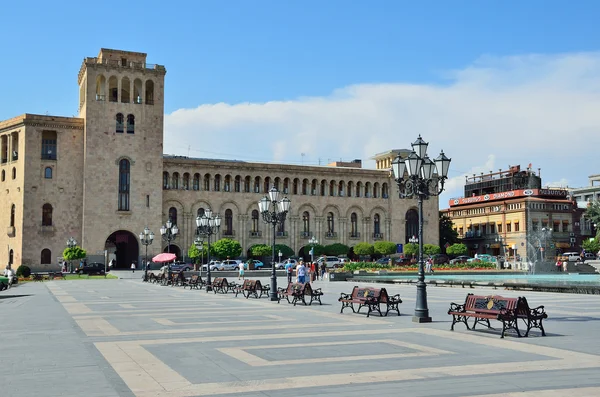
[2, 275, 600, 397]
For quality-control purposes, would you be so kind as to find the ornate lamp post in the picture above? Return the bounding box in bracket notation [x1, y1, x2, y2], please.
[196, 209, 221, 291]
[160, 218, 179, 281]
[392, 135, 451, 323]
[139, 227, 154, 280]
[308, 236, 318, 263]
[258, 187, 291, 301]
[194, 236, 204, 275]
[66, 237, 77, 273]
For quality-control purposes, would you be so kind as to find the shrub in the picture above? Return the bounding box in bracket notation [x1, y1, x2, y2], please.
[16, 265, 31, 278]
[374, 241, 397, 256]
[353, 242, 374, 256]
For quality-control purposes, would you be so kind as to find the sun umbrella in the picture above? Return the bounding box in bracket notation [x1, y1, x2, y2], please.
[152, 253, 177, 263]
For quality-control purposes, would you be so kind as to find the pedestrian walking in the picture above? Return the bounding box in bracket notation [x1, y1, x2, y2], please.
[238, 261, 245, 280]
[131, 261, 136, 273]
[296, 261, 307, 284]
[320, 262, 326, 280]
[286, 261, 293, 284]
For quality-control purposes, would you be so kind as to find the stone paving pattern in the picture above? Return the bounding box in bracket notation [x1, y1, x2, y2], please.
[2, 273, 600, 397]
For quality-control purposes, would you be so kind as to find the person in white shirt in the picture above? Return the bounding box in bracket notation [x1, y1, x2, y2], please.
[238, 262, 245, 280]
[6, 267, 14, 288]
[296, 261, 307, 284]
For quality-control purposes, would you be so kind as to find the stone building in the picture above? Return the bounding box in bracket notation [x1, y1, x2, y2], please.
[0, 48, 439, 270]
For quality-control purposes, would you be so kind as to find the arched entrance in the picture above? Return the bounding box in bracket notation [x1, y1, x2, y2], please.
[163, 244, 181, 260]
[298, 246, 309, 261]
[405, 209, 418, 244]
[105, 230, 139, 269]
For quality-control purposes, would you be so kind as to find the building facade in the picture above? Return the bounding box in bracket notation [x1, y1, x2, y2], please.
[442, 165, 584, 263]
[0, 48, 440, 269]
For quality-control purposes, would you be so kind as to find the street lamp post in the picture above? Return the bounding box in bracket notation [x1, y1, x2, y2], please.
[160, 218, 179, 282]
[278, 250, 282, 265]
[196, 209, 221, 291]
[139, 227, 154, 281]
[308, 236, 318, 263]
[258, 187, 291, 301]
[194, 236, 204, 276]
[66, 237, 77, 273]
[392, 136, 451, 323]
[495, 235, 506, 269]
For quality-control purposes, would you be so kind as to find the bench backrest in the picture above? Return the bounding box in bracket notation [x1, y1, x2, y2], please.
[286, 282, 305, 294]
[242, 279, 257, 290]
[516, 296, 531, 316]
[464, 293, 518, 314]
[190, 275, 198, 283]
[350, 286, 383, 300]
[213, 277, 228, 287]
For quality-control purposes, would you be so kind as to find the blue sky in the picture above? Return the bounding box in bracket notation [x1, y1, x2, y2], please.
[1, 1, 599, 205]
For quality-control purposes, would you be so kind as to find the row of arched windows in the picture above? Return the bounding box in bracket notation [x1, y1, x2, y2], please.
[96, 75, 154, 105]
[1, 167, 16, 181]
[163, 172, 390, 199]
[167, 206, 385, 239]
[116, 113, 135, 134]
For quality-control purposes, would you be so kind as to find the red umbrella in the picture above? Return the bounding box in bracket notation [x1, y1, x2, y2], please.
[152, 253, 177, 263]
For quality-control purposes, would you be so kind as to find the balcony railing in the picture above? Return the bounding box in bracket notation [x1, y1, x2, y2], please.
[349, 232, 361, 239]
[325, 232, 338, 239]
[41, 153, 57, 160]
[249, 231, 262, 238]
[464, 231, 484, 239]
[299, 231, 313, 239]
[276, 231, 289, 237]
[372, 233, 384, 240]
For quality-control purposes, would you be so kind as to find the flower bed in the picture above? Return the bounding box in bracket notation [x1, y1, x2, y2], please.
[340, 261, 496, 272]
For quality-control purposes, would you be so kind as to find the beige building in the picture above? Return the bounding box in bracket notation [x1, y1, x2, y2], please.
[0, 48, 439, 270]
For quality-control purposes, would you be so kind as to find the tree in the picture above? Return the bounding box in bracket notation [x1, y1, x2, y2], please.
[211, 239, 242, 260]
[582, 238, 600, 255]
[352, 242, 374, 256]
[324, 243, 350, 256]
[404, 243, 418, 257]
[584, 200, 600, 227]
[439, 214, 459, 250]
[249, 244, 272, 257]
[373, 241, 397, 256]
[446, 243, 468, 256]
[423, 244, 441, 255]
[188, 243, 208, 264]
[274, 244, 294, 258]
[63, 246, 87, 261]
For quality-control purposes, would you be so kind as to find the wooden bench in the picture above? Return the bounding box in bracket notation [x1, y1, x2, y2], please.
[448, 293, 548, 338]
[277, 282, 324, 306]
[48, 272, 66, 280]
[31, 273, 44, 282]
[184, 274, 205, 290]
[235, 280, 270, 299]
[338, 286, 402, 317]
[211, 277, 231, 294]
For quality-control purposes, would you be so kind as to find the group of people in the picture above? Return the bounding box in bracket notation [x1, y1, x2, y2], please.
[284, 260, 327, 284]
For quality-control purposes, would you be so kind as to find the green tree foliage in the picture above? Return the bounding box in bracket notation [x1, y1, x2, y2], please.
[187, 243, 208, 264]
[352, 242, 374, 256]
[439, 214, 459, 250]
[274, 244, 294, 258]
[584, 200, 600, 227]
[404, 243, 418, 256]
[324, 243, 350, 256]
[373, 241, 397, 255]
[310, 244, 326, 256]
[582, 238, 600, 255]
[423, 244, 441, 255]
[446, 243, 468, 256]
[249, 244, 272, 257]
[63, 246, 87, 261]
[211, 239, 242, 260]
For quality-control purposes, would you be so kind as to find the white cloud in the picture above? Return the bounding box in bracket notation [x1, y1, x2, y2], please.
[164, 52, 600, 207]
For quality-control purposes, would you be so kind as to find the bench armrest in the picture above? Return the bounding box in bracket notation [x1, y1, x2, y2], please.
[277, 287, 286, 294]
[339, 292, 352, 300]
[312, 288, 323, 294]
[389, 294, 402, 303]
[448, 302, 465, 313]
[498, 308, 516, 320]
[529, 305, 547, 318]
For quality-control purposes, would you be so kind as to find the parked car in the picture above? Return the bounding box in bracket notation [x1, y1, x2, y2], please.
[276, 259, 298, 270]
[468, 254, 496, 263]
[561, 252, 581, 262]
[218, 260, 239, 271]
[317, 256, 341, 268]
[449, 255, 471, 264]
[75, 262, 106, 275]
[201, 260, 221, 271]
[0, 275, 9, 290]
[430, 254, 450, 264]
[170, 262, 193, 272]
[246, 259, 264, 269]
[376, 257, 392, 265]
[582, 252, 597, 262]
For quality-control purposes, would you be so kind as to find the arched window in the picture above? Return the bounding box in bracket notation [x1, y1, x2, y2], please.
[1, 170, 4, 181]
[10, 204, 15, 227]
[405, 209, 418, 243]
[121, 77, 131, 103]
[273, 177, 280, 191]
[277, 219, 286, 235]
[350, 213, 358, 238]
[108, 76, 118, 102]
[193, 173, 200, 190]
[118, 159, 130, 211]
[244, 176, 251, 193]
[116, 113, 124, 133]
[264, 177, 270, 193]
[302, 179, 308, 195]
[8, 249, 13, 265]
[327, 212, 335, 235]
[163, 171, 169, 189]
[254, 176, 261, 193]
[224, 209, 233, 235]
[365, 182, 371, 198]
[204, 174, 210, 191]
[96, 74, 106, 101]
[311, 179, 318, 195]
[169, 207, 178, 225]
[197, 207, 205, 218]
[224, 175, 231, 192]
[382, 183, 389, 198]
[171, 172, 179, 190]
[374, 214, 381, 236]
[329, 181, 335, 196]
[283, 178, 289, 194]
[126, 114, 135, 133]
[356, 182, 362, 197]
[214, 174, 221, 191]
[234, 175, 241, 192]
[145, 80, 155, 105]
[44, 167, 52, 179]
[133, 78, 143, 104]
[41, 249, 51, 265]
[373, 183, 379, 198]
[12, 167, 16, 179]
[42, 203, 53, 226]
[320, 180, 326, 196]
[293, 178, 299, 195]
[251, 210, 259, 233]
[302, 211, 310, 235]
[183, 173, 190, 190]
